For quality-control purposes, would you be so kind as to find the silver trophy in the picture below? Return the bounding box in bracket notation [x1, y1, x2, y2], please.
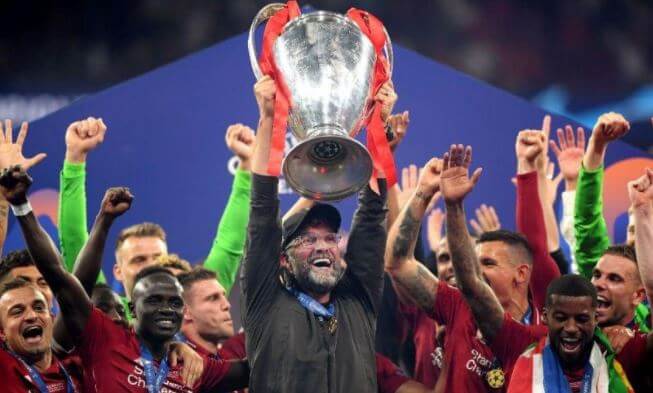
[248, 3, 393, 201]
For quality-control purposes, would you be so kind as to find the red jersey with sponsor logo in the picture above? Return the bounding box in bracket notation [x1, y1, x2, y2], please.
[0, 346, 82, 393]
[78, 307, 231, 393]
[431, 281, 547, 392]
[399, 303, 441, 388]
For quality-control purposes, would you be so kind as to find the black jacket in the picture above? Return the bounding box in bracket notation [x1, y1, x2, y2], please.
[242, 174, 387, 393]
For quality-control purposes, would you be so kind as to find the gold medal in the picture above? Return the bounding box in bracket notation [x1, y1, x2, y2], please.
[326, 317, 338, 334]
[486, 368, 505, 389]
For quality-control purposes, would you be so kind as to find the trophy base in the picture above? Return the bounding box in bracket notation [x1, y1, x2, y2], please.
[282, 135, 373, 201]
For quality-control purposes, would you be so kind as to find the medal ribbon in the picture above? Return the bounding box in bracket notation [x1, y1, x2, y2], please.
[139, 342, 171, 393]
[285, 286, 335, 321]
[6, 349, 75, 393]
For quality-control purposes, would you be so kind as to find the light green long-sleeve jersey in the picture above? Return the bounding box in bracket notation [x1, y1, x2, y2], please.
[574, 164, 650, 332]
[58, 161, 251, 296]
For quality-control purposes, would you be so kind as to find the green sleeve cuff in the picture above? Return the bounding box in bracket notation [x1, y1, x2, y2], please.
[62, 161, 86, 177]
[234, 168, 252, 189]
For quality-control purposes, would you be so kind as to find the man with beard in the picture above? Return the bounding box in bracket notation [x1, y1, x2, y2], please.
[0, 278, 82, 392]
[0, 165, 247, 392]
[242, 75, 390, 392]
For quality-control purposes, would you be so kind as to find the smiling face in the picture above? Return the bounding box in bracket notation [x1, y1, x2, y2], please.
[591, 254, 644, 327]
[131, 273, 184, 341]
[543, 295, 597, 370]
[0, 286, 53, 360]
[435, 238, 456, 287]
[282, 223, 346, 296]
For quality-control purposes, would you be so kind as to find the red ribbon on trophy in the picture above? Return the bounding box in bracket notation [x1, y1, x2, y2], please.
[346, 8, 397, 187]
[258, 0, 301, 178]
[258, 1, 397, 187]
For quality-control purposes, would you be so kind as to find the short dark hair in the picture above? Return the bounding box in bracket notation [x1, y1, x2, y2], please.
[132, 265, 178, 289]
[0, 250, 35, 283]
[477, 230, 533, 265]
[546, 274, 597, 308]
[92, 283, 115, 294]
[116, 222, 166, 251]
[0, 277, 36, 298]
[177, 267, 217, 293]
[603, 244, 637, 265]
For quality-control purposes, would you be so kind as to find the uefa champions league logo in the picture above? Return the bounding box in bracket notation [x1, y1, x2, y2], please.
[227, 132, 299, 195]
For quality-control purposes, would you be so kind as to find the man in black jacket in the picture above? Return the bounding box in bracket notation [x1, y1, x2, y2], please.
[242, 75, 392, 392]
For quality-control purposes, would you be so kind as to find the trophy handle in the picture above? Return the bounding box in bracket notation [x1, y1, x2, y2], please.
[248, 3, 287, 80]
[382, 26, 393, 77]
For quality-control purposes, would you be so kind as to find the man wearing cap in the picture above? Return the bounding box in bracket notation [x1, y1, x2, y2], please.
[242, 76, 389, 392]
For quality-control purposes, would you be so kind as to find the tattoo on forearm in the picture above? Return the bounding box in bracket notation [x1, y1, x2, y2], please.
[415, 190, 431, 202]
[397, 264, 437, 312]
[392, 207, 421, 259]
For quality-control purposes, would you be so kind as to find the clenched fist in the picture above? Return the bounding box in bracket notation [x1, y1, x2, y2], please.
[100, 187, 133, 218]
[65, 117, 107, 163]
[0, 165, 32, 206]
[254, 76, 276, 120]
[225, 123, 255, 171]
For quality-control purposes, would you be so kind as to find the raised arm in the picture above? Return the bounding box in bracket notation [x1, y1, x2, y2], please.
[73, 187, 133, 294]
[343, 176, 388, 312]
[0, 196, 7, 255]
[0, 119, 47, 255]
[441, 144, 503, 342]
[58, 117, 107, 275]
[242, 76, 283, 318]
[574, 113, 630, 277]
[0, 166, 91, 337]
[629, 169, 653, 302]
[204, 124, 253, 295]
[515, 129, 561, 311]
[385, 158, 442, 314]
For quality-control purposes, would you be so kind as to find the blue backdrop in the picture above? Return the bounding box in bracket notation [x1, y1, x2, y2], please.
[4, 28, 650, 299]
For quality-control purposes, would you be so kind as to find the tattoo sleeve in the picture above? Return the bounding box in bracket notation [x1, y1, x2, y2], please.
[0, 198, 8, 255]
[445, 201, 504, 342]
[385, 194, 438, 313]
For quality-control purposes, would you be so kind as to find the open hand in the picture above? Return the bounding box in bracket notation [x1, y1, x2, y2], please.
[550, 125, 585, 186]
[441, 144, 482, 205]
[469, 204, 501, 236]
[0, 119, 47, 171]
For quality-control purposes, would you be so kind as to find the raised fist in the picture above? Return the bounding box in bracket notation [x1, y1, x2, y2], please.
[0, 119, 47, 171]
[516, 130, 546, 163]
[100, 187, 133, 217]
[254, 76, 276, 120]
[440, 144, 482, 205]
[628, 169, 653, 209]
[375, 80, 398, 122]
[225, 123, 255, 164]
[591, 112, 629, 144]
[65, 117, 107, 163]
[416, 158, 443, 202]
[0, 165, 33, 206]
